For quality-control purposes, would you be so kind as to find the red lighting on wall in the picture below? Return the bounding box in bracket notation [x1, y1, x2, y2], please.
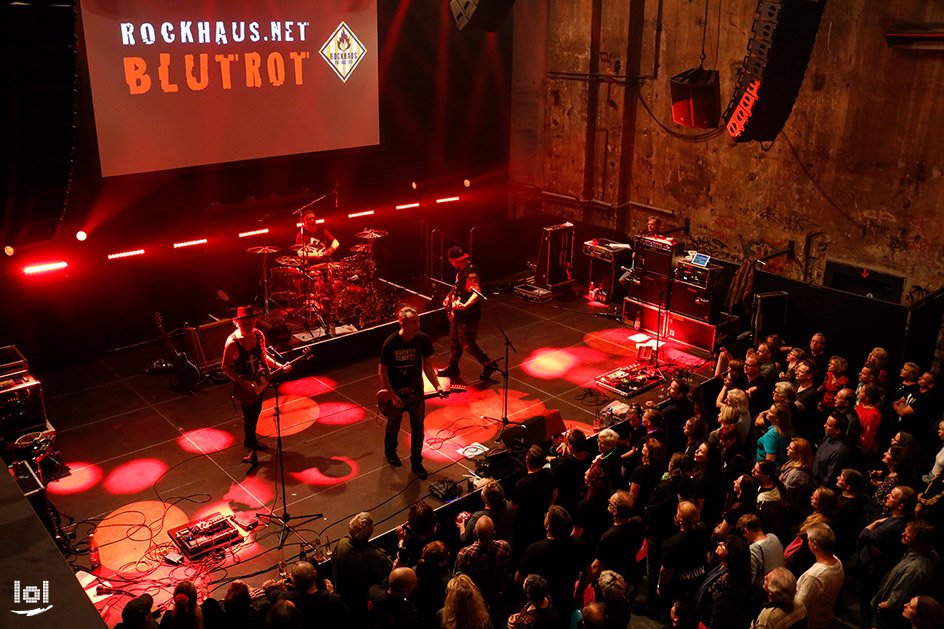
[173, 238, 208, 249]
[23, 261, 68, 275]
[238, 228, 270, 238]
[395, 202, 420, 210]
[107, 249, 145, 260]
[435, 196, 460, 204]
[348, 210, 375, 218]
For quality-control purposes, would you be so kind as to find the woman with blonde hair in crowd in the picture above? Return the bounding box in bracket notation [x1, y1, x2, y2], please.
[783, 487, 838, 574]
[779, 437, 814, 523]
[440, 574, 491, 629]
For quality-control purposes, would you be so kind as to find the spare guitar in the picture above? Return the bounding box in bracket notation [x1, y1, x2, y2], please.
[232, 347, 312, 406]
[154, 312, 201, 391]
[376, 384, 466, 417]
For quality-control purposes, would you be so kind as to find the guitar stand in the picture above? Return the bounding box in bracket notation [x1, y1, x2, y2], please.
[255, 376, 323, 552]
[482, 322, 520, 444]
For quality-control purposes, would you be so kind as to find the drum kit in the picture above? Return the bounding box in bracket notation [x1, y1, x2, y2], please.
[246, 229, 394, 334]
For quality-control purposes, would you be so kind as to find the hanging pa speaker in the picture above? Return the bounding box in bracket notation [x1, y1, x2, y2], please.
[670, 67, 721, 128]
[449, 0, 516, 32]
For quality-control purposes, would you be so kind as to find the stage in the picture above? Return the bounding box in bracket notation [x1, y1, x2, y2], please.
[29, 286, 715, 625]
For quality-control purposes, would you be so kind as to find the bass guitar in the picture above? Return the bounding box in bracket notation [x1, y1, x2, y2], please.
[377, 384, 466, 417]
[154, 312, 201, 391]
[232, 347, 312, 405]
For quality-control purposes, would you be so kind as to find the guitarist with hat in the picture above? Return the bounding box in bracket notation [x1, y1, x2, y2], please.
[222, 306, 292, 465]
[379, 306, 445, 480]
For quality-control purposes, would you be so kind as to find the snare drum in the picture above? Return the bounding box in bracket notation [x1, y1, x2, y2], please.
[270, 267, 302, 300]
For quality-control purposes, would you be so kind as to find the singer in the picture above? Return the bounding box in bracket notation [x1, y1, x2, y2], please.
[437, 246, 499, 381]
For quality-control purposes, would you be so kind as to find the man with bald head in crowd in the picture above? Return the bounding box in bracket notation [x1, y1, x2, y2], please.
[268, 560, 349, 628]
[367, 567, 421, 628]
[455, 515, 512, 605]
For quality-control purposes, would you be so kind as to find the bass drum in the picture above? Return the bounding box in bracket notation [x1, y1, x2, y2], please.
[333, 284, 369, 327]
[270, 267, 302, 300]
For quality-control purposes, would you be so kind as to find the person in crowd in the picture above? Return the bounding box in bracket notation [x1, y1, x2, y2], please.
[439, 574, 492, 629]
[627, 438, 666, 516]
[892, 371, 937, 442]
[818, 355, 849, 413]
[755, 342, 778, 379]
[396, 500, 440, 568]
[902, 595, 944, 629]
[856, 383, 884, 459]
[459, 480, 514, 546]
[367, 567, 421, 629]
[693, 441, 727, 527]
[870, 522, 940, 629]
[652, 377, 695, 451]
[266, 560, 349, 628]
[833, 468, 870, 562]
[858, 486, 917, 624]
[595, 570, 632, 629]
[573, 462, 613, 553]
[640, 407, 667, 446]
[792, 360, 822, 441]
[779, 347, 807, 384]
[765, 334, 788, 371]
[755, 403, 793, 466]
[865, 346, 891, 390]
[739, 513, 784, 588]
[751, 567, 807, 629]
[753, 459, 786, 539]
[455, 516, 511, 607]
[805, 333, 828, 386]
[922, 418, 944, 484]
[834, 387, 862, 446]
[696, 535, 752, 628]
[715, 350, 748, 407]
[892, 362, 921, 402]
[795, 523, 844, 629]
[779, 437, 815, 525]
[515, 505, 592, 624]
[549, 428, 593, 516]
[595, 428, 624, 490]
[719, 424, 749, 487]
[266, 600, 302, 629]
[782, 487, 837, 575]
[669, 596, 702, 629]
[116, 593, 160, 629]
[867, 445, 909, 521]
[332, 512, 394, 621]
[855, 365, 880, 406]
[591, 490, 645, 592]
[512, 445, 558, 558]
[410, 541, 451, 626]
[160, 580, 205, 629]
[683, 416, 708, 458]
[772, 381, 799, 437]
[715, 474, 758, 540]
[644, 452, 694, 613]
[811, 412, 850, 489]
[745, 353, 775, 419]
[657, 501, 710, 619]
[725, 388, 753, 444]
[507, 574, 557, 629]
[709, 403, 744, 446]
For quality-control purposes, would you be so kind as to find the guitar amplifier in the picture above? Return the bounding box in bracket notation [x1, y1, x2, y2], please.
[670, 282, 720, 323]
[675, 260, 723, 289]
[627, 272, 672, 308]
[634, 236, 684, 277]
[184, 318, 234, 372]
[0, 374, 47, 441]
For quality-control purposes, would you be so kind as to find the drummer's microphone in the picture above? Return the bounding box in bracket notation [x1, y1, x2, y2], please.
[471, 287, 488, 301]
[268, 346, 286, 362]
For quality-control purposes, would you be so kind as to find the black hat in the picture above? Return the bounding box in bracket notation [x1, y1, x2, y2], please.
[447, 246, 469, 261]
[234, 305, 257, 319]
[121, 593, 154, 626]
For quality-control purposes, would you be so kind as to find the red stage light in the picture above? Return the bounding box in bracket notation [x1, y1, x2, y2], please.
[312, 402, 366, 426]
[395, 202, 420, 210]
[435, 196, 460, 204]
[3, 246, 13, 256]
[179, 428, 235, 454]
[411, 181, 418, 189]
[290, 456, 358, 486]
[107, 249, 145, 260]
[75, 230, 88, 241]
[463, 179, 471, 187]
[277, 376, 337, 398]
[348, 210, 374, 218]
[257, 394, 319, 437]
[238, 228, 270, 238]
[223, 476, 276, 509]
[45, 462, 103, 495]
[173, 238, 208, 249]
[103, 459, 168, 494]
[23, 261, 68, 274]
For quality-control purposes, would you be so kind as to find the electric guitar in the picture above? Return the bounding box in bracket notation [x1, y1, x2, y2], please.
[376, 384, 466, 417]
[232, 347, 312, 405]
[154, 312, 201, 391]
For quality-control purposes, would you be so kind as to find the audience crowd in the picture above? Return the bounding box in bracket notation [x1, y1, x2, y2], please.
[118, 333, 944, 629]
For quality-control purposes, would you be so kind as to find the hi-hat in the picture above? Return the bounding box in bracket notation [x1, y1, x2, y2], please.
[247, 245, 281, 254]
[275, 255, 304, 267]
[351, 244, 371, 253]
[356, 228, 388, 239]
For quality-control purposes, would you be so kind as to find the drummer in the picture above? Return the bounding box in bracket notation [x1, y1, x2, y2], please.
[295, 208, 339, 259]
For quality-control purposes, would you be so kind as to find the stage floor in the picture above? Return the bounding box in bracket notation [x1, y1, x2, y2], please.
[34, 288, 715, 625]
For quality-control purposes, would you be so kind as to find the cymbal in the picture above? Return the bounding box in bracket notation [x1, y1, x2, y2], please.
[247, 245, 281, 254]
[350, 244, 371, 253]
[356, 228, 388, 239]
[275, 255, 304, 267]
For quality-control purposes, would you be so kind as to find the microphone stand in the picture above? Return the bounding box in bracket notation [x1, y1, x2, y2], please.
[256, 365, 323, 552]
[482, 322, 518, 443]
[651, 290, 669, 381]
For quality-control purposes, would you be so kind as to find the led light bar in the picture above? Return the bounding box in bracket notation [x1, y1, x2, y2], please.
[238, 228, 270, 238]
[348, 210, 374, 218]
[395, 202, 420, 210]
[296, 219, 325, 227]
[107, 249, 145, 260]
[435, 196, 460, 204]
[173, 238, 208, 249]
[24, 261, 68, 274]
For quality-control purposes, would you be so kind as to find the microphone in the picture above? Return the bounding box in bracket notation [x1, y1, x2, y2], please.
[268, 346, 286, 362]
[471, 287, 488, 301]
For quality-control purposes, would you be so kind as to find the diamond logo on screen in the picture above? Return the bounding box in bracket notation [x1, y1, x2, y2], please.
[320, 22, 367, 83]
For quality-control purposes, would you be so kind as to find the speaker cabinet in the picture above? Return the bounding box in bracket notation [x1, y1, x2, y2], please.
[500, 410, 566, 450]
[670, 67, 721, 128]
[624, 298, 738, 353]
[627, 273, 672, 309]
[183, 319, 234, 372]
[670, 282, 720, 323]
[450, 0, 516, 32]
[725, 0, 826, 142]
[622, 298, 668, 337]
